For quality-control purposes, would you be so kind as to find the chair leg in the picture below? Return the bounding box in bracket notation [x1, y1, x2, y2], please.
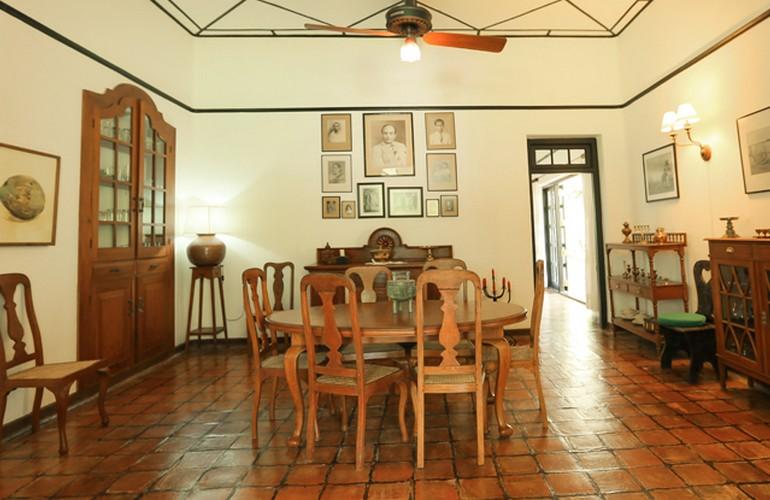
[415, 384, 425, 469]
[340, 396, 348, 432]
[268, 376, 279, 420]
[397, 381, 408, 442]
[52, 384, 73, 455]
[0, 391, 7, 443]
[533, 363, 547, 428]
[355, 395, 367, 471]
[251, 374, 262, 448]
[31, 388, 43, 432]
[475, 382, 485, 466]
[97, 369, 110, 427]
[306, 390, 318, 461]
[482, 378, 490, 434]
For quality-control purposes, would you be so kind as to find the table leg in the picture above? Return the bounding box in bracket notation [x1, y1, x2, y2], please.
[486, 338, 513, 437]
[285, 345, 304, 447]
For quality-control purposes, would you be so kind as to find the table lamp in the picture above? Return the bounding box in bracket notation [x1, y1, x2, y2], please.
[185, 205, 226, 266]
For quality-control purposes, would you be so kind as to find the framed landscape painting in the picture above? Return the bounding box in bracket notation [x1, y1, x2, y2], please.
[0, 142, 60, 245]
[737, 106, 770, 194]
[363, 113, 415, 177]
[387, 187, 423, 218]
[642, 144, 679, 203]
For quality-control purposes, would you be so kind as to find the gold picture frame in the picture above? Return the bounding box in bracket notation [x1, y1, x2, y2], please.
[321, 114, 352, 152]
[425, 112, 456, 150]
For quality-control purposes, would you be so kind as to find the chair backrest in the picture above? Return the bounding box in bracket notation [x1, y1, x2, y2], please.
[264, 261, 295, 311]
[300, 273, 363, 388]
[345, 265, 392, 304]
[531, 260, 545, 359]
[242, 268, 274, 363]
[693, 260, 713, 319]
[415, 269, 482, 384]
[422, 258, 468, 303]
[0, 274, 44, 384]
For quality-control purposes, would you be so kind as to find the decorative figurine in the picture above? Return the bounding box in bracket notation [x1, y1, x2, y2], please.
[755, 228, 770, 239]
[653, 227, 667, 243]
[622, 222, 633, 244]
[720, 217, 740, 238]
[632, 266, 640, 282]
[623, 264, 632, 280]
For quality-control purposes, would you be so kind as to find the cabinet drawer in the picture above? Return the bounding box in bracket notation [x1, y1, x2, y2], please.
[710, 242, 752, 260]
[93, 262, 134, 281]
[136, 259, 169, 275]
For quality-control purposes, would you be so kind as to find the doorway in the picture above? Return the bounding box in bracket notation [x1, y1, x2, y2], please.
[528, 139, 606, 325]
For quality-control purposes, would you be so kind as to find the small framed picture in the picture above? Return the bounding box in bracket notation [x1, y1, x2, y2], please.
[357, 182, 385, 218]
[440, 194, 459, 217]
[387, 187, 423, 218]
[426, 153, 458, 191]
[363, 113, 415, 177]
[737, 106, 770, 194]
[341, 200, 356, 219]
[426, 198, 440, 217]
[321, 114, 351, 152]
[321, 155, 352, 193]
[321, 196, 340, 219]
[642, 144, 679, 203]
[425, 112, 456, 150]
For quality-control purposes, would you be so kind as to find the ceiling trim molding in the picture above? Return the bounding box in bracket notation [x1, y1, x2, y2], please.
[1, 2, 768, 114]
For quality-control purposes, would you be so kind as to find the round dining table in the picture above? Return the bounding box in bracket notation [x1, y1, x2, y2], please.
[267, 300, 527, 447]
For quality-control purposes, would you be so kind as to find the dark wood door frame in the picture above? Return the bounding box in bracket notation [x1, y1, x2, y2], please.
[527, 138, 608, 326]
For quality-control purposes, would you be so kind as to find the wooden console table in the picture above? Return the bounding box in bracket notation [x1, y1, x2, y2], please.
[305, 227, 453, 304]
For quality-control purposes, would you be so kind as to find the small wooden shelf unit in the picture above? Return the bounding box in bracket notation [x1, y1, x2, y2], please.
[606, 239, 689, 349]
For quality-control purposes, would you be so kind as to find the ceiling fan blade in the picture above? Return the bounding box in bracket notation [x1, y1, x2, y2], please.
[422, 32, 507, 53]
[304, 23, 396, 37]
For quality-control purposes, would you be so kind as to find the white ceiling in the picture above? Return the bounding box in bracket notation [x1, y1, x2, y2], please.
[151, 0, 654, 37]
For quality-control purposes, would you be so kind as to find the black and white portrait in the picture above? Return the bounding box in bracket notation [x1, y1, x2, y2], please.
[357, 182, 385, 218]
[321, 114, 352, 152]
[425, 112, 456, 150]
[426, 153, 458, 191]
[321, 155, 352, 193]
[642, 144, 679, 202]
[363, 113, 414, 177]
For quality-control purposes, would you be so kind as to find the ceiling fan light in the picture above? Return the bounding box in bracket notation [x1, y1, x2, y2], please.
[400, 37, 421, 62]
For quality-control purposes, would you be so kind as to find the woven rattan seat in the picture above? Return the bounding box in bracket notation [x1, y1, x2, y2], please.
[483, 345, 533, 362]
[8, 361, 104, 381]
[317, 364, 399, 386]
[425, 373, 477, 384]
[342, 343, 405, 354]
[261, 352, 325, 370]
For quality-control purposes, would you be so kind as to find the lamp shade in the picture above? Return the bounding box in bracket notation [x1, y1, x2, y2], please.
[676, 103, 700, 126]
[185, 205, 225, 235]
[400, 37, 421, 62]
[660, 111, 678, 133]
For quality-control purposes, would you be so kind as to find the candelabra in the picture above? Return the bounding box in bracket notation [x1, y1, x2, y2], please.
[482, 268, 511, 302]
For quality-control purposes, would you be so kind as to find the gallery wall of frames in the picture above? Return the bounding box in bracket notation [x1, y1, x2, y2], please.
[318, 112, 459, 220]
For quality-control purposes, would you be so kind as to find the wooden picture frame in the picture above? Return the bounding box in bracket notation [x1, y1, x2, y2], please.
[425, 112, 456, 150]
[642, 144, 679, 203]
[341, 200, 356, 219]
[363, 113, 415, 177]
[0, 142, 60, 245]
[440, 194, 459, 217]
[387, 186, 423, 218]
[321, 155, 352, 193]
[321, 113, 352, 152]
[426, 153, 458, 191]
[737, 105, 770, 194]
[357, 182, 385, 218]
[426, 198, 440, 217]
[321, 196, 340, 219]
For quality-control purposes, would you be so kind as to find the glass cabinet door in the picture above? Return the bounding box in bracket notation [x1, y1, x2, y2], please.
[137, 113, 171, 258]
[97, 107, 134, 257]
[717, 262, 761, 370]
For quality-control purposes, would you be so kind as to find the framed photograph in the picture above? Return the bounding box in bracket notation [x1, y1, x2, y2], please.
[426, 198, 440, 217]
[425, 112, 456, 150]
[0, 143, 60, 245]
[321, 196, 340, 219]
[642, 144, 679, 203]
[321, 114, 351, 152]
[440, 194, 459, 217]
[737, 106, 770, 194]
[357, 182, 385, 218]
[363, 113, 415, 177]
[341, 200, 356, 219]
[387, 187, 423, 218]
[426, 153, 458, 191]
[321, 155, 352, 193]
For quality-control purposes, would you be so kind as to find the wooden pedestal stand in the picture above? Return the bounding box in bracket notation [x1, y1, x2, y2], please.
[185, 265, 228, 348]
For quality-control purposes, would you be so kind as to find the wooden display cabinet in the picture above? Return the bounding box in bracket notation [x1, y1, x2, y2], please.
[708, 239, 770, 388]
[606, 238, 689, 350]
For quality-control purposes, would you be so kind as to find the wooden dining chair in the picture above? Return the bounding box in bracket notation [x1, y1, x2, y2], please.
[412, 269, 486, 468]
[420, 259, 473, 355]
[243, 267, 323, 447]
[0, 273, 109, 455]
[264, 261, 295, 346]
[301, 273, 409, 470]
[483, 260, 547, 428]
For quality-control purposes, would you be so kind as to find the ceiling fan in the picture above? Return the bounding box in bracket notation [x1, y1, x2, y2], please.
[304, 0, 507, 61]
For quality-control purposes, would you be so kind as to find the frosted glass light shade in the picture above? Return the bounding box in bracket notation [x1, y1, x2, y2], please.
[185, 205, 225, 235]
[676, 103, 700, 125]
[400, 38, 421, 62]
[660, 111, 678, 133]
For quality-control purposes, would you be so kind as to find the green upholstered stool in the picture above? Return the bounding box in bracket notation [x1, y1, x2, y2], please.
[658, 312, 707, 328]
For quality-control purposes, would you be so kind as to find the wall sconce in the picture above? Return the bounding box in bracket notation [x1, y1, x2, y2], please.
[660, 103, 712, 161]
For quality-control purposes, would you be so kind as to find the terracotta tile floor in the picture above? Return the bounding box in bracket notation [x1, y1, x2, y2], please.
[3, 294, 770, 498]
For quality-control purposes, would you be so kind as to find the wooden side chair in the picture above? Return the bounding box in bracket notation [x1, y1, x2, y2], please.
[420, 259, 473, 355]
[484, 260, 547, 428]
[264, 261, 295, 346]
[0, 273, 109, 455]
[412, 269, 486, 468]
[343, 266, 407, 361]
[243, 268, 323, 447]
[301, 273, 409, 470]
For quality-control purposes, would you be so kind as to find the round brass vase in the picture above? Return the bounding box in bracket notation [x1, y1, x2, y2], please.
[187, 233, 226, 266]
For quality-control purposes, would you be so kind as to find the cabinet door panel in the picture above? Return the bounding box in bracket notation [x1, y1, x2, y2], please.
[714, 259, 762, 371]
[760, 263, 770, 372]
[136, 267, 173, 361]
[91, 276, 134, 371]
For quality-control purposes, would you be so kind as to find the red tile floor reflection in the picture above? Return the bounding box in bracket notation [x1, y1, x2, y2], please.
[2, 293, 770, 498]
